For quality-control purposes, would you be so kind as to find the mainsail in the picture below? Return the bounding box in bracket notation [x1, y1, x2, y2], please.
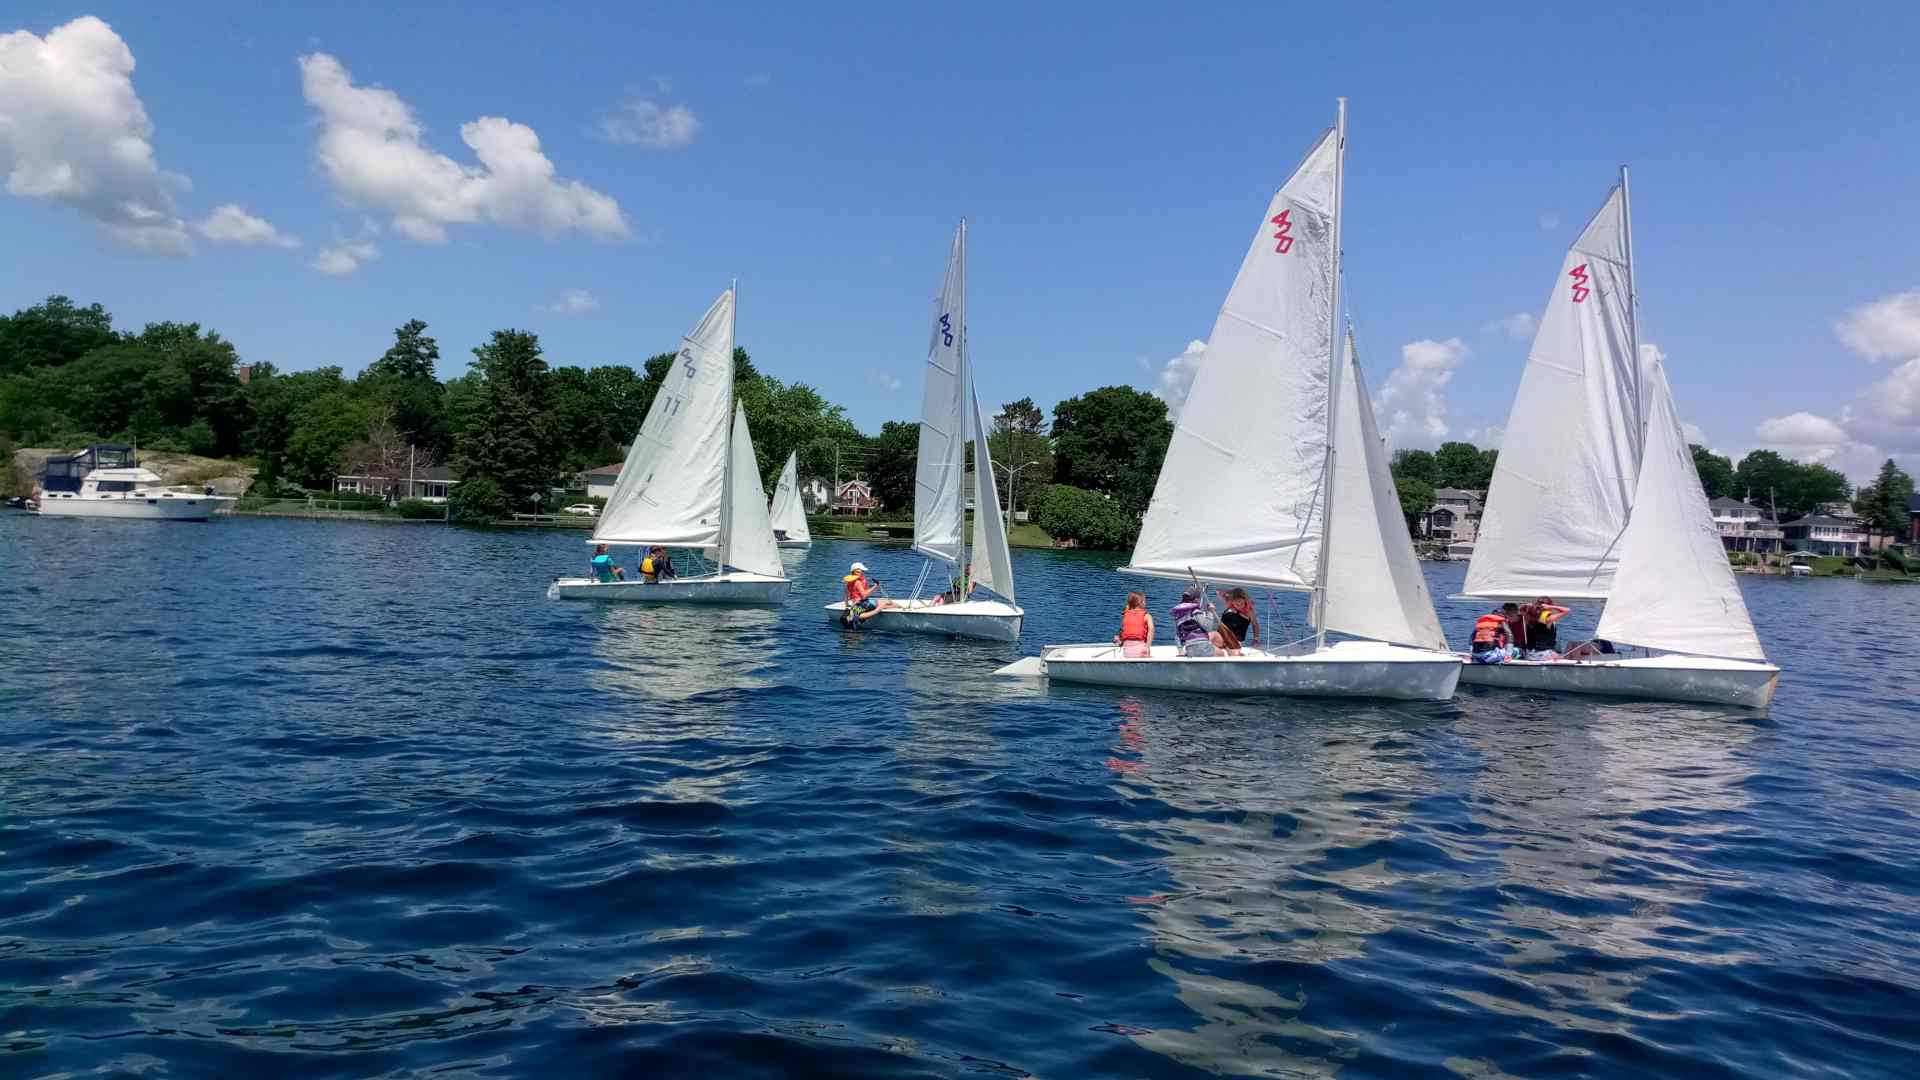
[1594, 356, 1765, 660]
[721, 403, 785, 577]
[1321, 330, 1449, 650]
[1124, 129, 1339, 591]
[1463, 185, 1641, 600]
[968, 387, 1016, 604]
[912, 223, 969, 566]
[769, 450, 810, 543]
[594, 288, 736, 548]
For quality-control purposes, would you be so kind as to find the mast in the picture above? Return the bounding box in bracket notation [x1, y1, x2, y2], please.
[1312, 97, 1348, 649]
[1620, 165, 1644, 459]
[957, 219, 971, 582]
[719, 279, 738, 569]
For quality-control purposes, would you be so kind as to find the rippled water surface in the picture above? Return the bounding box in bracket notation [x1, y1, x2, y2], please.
[4, 513, 1918, 1078]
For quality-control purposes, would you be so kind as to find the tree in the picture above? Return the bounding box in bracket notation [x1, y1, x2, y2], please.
[1434, 441, 1492, 490]
[1691, 444, 1735, 500]
[1028, 483, 1138, 549]
[1390, 448, 1439, 487]
[1735, 449, 1852, 515]
[359, 319, 446, 451]
[868, 420, 920, 511]
[453, 329, 556, 513]
[1393, 475, 1435, 536]
[362, 319, 439, 383]
[0, 295, 117, 375]
[990, 397, 1053, 518]
[1855, 459, 1915, 540]
[342, 410, 439, 502]
[1050, 385, 1172, 518]
[284, 391, 372, 489]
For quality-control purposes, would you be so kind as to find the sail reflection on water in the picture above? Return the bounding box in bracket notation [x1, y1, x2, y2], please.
[1104, 694, 1447, 1073]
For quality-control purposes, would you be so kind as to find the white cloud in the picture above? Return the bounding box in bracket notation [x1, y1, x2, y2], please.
[1150, 339, 1208, 419]
[1840, 357, 1920, 455]
[1539, 213, 1560, 231]
[312, 230, 379, 276]
[1835, 289, 1920, 362]
[865, 368, 903, 392]
[1462, 424, 1506, 449]
[599, 97, 700, 150]
[1755, 411, 1848, 455]
[0, 16, 190, 255]
[195, 203, 299, 248]
[1484, 312, 1536, 341]
[1376, 338, 1469, 448]
[298, 52, 629, 245]
[545, 287, 599, 314]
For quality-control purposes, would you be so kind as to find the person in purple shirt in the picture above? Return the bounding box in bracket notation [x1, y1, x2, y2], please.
[1170, 586, 1219, 657]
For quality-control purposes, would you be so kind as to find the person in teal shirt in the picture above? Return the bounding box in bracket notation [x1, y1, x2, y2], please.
[590, 543, 624, 582]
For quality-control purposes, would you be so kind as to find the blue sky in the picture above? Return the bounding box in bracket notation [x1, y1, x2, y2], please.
[4, 2, 1918, 482]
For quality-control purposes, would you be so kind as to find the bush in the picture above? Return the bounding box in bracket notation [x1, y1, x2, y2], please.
[182, 421, 218, 457]
[449, 475, 507, 523]
[395, 498, 445, 520]
[1028, 483, 1138, 550]
[325, 490, 389, 510]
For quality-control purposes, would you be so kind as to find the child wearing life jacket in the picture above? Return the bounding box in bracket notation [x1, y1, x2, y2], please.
[1470, 607, 1513, 664]
[841, 562, 883, 626]
[1113, 591, 1154, 657]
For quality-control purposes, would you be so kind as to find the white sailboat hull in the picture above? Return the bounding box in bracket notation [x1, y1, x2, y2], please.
[776, 538, 811, 549]
[824, 598, 1022, 642]
[35, 493, 231, 521]
[552, 571, 791, 606]
[1003, 640, 1461, 701]
[1457, 654, 1780, 708]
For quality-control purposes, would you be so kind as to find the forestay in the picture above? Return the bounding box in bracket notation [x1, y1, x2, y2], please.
[594, 288, 736, 548]
[913, 223, 968, 566]
[720, 402, 785, 578]
[1320, 331, 1448, 650]
[1595, 357, 1766, 660]
[1464, 186, 1641, 600]
[770, 451, 810, 543]
[1124, 129, 1339, 592]
[968, 387, 1016, 604]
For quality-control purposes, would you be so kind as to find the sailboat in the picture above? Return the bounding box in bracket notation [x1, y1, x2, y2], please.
[997, 101, 1461, 700]
[823, 221, 1023, 642]
[769, 451, 811, 548]
[551, 287, 792, 605]
[1458, 173, 1778, 707]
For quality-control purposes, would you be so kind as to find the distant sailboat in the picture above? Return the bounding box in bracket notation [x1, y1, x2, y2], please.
[999, 101, 1461, 700]
[551, 287, 791, 605]
[1458, 173, 1778, 707]
[824, 221, 1023, 642]
[769, 451, 811, 548]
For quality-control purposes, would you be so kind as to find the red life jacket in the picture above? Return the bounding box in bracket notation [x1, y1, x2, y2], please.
[1121, 608, 1150, 642]
[1472, 613, 1508, 648]
[845, 574, 873, 603]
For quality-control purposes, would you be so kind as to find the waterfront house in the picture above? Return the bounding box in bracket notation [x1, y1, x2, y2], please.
[1779, 513, 1867, 557]
[585, 463, 623, 497]
[1909, 492, 1920, 544]
[1422, 488, 1484, 548]
[834, 479, 879, 514]
[334, 465, 458, 502]
[1710, 497, 1783, 554]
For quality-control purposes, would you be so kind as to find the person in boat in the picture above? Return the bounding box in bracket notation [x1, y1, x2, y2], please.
[1470, 607, 1513, 663]
[1500, 602, 1529, 655]
[1216, 588, 1259, 656]
[590, 543, 624, 583]
[842, 561, 885, 625]
[1171, 586, 1219, 657]
[1113, 591, 1154, 657]
[641, 546, 676, 583]
[1520, 596, 1570, 660]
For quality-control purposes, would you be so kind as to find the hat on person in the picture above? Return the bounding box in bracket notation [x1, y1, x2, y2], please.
[850, 562, 868, 573]
[1181, 585, 1202, 603]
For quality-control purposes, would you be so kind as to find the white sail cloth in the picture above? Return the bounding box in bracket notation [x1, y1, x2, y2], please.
[770, 451, 810, 542]
[721, 403, 784, 577]
[594, 289, 736, 548]
[1464, 186, 1641, 600]
[1125, 129, 1339, 592]
[968, 387, 1016, 604]
[1321, 331, 1449, 650]
[913, 223, 969, 566]
[1595, 357, 1765, 660]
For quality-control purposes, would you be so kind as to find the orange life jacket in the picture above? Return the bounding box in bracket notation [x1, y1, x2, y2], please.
[1472, 613, 1508, 647]
[1121, 608, 1150, 642]
[845, 574, 873, 603]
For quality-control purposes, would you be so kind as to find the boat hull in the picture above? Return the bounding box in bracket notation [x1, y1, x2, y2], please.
[1457, 654, 1780, 708]
[824, 599, 1022, 642]
[34, 493, 231, 521]
[552, 572, 791, 606]
[776, 539, 812, 549]
[1006, 640, 1461, 701]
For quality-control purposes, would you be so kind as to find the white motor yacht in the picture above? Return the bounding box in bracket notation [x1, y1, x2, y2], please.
[32, 445, 233, 521]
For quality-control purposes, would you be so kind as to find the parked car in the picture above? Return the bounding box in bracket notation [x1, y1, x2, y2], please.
[561, 503, 600, 517]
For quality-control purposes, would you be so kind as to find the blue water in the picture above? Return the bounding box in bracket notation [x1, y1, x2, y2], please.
[3, 513, 1918, 1078]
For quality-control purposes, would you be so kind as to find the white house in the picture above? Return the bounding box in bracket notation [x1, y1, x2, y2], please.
[585, 463, 623, 497]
